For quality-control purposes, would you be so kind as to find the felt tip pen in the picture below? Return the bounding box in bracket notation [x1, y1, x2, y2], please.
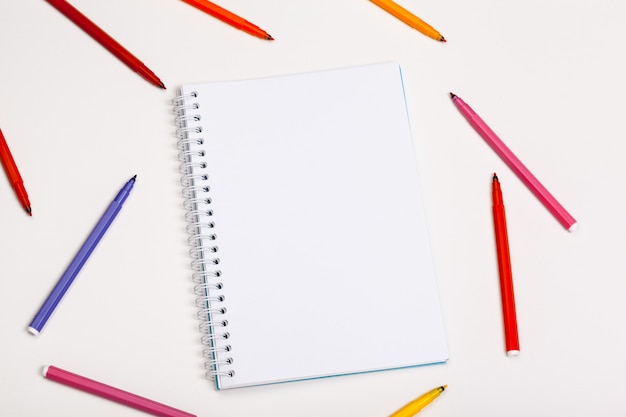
[389, 385, 447, 417]
[492, 174, 520, 356]
[43, 365, 196, 417]
[0, 128, 32, 215]
[28, 176, 136, 335]
[450, 93, 577, 231]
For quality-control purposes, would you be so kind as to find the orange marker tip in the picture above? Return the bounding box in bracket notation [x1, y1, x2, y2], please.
[440, 37, 447, 43]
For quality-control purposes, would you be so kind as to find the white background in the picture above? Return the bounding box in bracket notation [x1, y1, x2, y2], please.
[1, 0, 625, 416]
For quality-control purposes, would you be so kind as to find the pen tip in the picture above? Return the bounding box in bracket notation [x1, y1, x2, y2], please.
[493, 173, 499, 181]
[26, 207, 32, 216]
[442, 385, 448, 391]
[160, 82, 166, 90]
[131, 175, 137, 181]
[449, 92, 456, 99]
[440, 36, 446, 43]
[267, 34, 274, 40]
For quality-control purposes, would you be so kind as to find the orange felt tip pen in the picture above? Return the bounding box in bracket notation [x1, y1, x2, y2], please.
[370, 0, 446, 42]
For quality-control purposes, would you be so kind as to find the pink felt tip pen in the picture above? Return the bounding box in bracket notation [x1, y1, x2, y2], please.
[43, 365, 196, 417]
[450, 93, 577, 232]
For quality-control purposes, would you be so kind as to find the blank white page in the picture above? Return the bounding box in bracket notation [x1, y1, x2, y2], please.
[177, 62, 448, 389]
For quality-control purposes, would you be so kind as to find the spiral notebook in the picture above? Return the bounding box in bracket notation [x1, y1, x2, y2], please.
[173, 62, 448, 390]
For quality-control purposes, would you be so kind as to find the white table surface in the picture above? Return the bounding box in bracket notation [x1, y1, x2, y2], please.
[2, 1, 625, 415]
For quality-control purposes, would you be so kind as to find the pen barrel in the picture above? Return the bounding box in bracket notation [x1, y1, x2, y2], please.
[369, 0, 442, 40]
[28, 177, 135, 334]
[0, 130, 20, 179]
[46, 0, 136, 65]
[28, 202, 121, 332]
[493, 204, 514, 289]
[180, 0, 270, 39]
[492, 202, 519, 353]
[454, 96, 577, 230]
[389, 388, 443, 417]
[44, 366, 196, 417]
[181, 0, 247, 29]
[45, 0, 162, 87]
[0, 130, 30, 211]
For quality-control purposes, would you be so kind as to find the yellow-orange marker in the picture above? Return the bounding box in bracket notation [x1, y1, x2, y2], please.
[389, 385, 447, 417]
[370, 0, 446, 42]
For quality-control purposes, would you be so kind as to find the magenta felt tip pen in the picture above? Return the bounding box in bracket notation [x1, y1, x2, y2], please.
[43, 365, 196, 417]
[450, 93, 577, 231]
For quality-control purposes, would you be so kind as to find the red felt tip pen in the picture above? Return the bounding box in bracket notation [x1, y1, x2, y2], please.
[180, 0, 274, 40]
[45, 0, 165, 89]
[492, 173, 519, 357]
[0, 128, 32, 216]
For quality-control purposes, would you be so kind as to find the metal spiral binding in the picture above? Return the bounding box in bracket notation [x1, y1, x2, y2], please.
[173, 91, 235, 381]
